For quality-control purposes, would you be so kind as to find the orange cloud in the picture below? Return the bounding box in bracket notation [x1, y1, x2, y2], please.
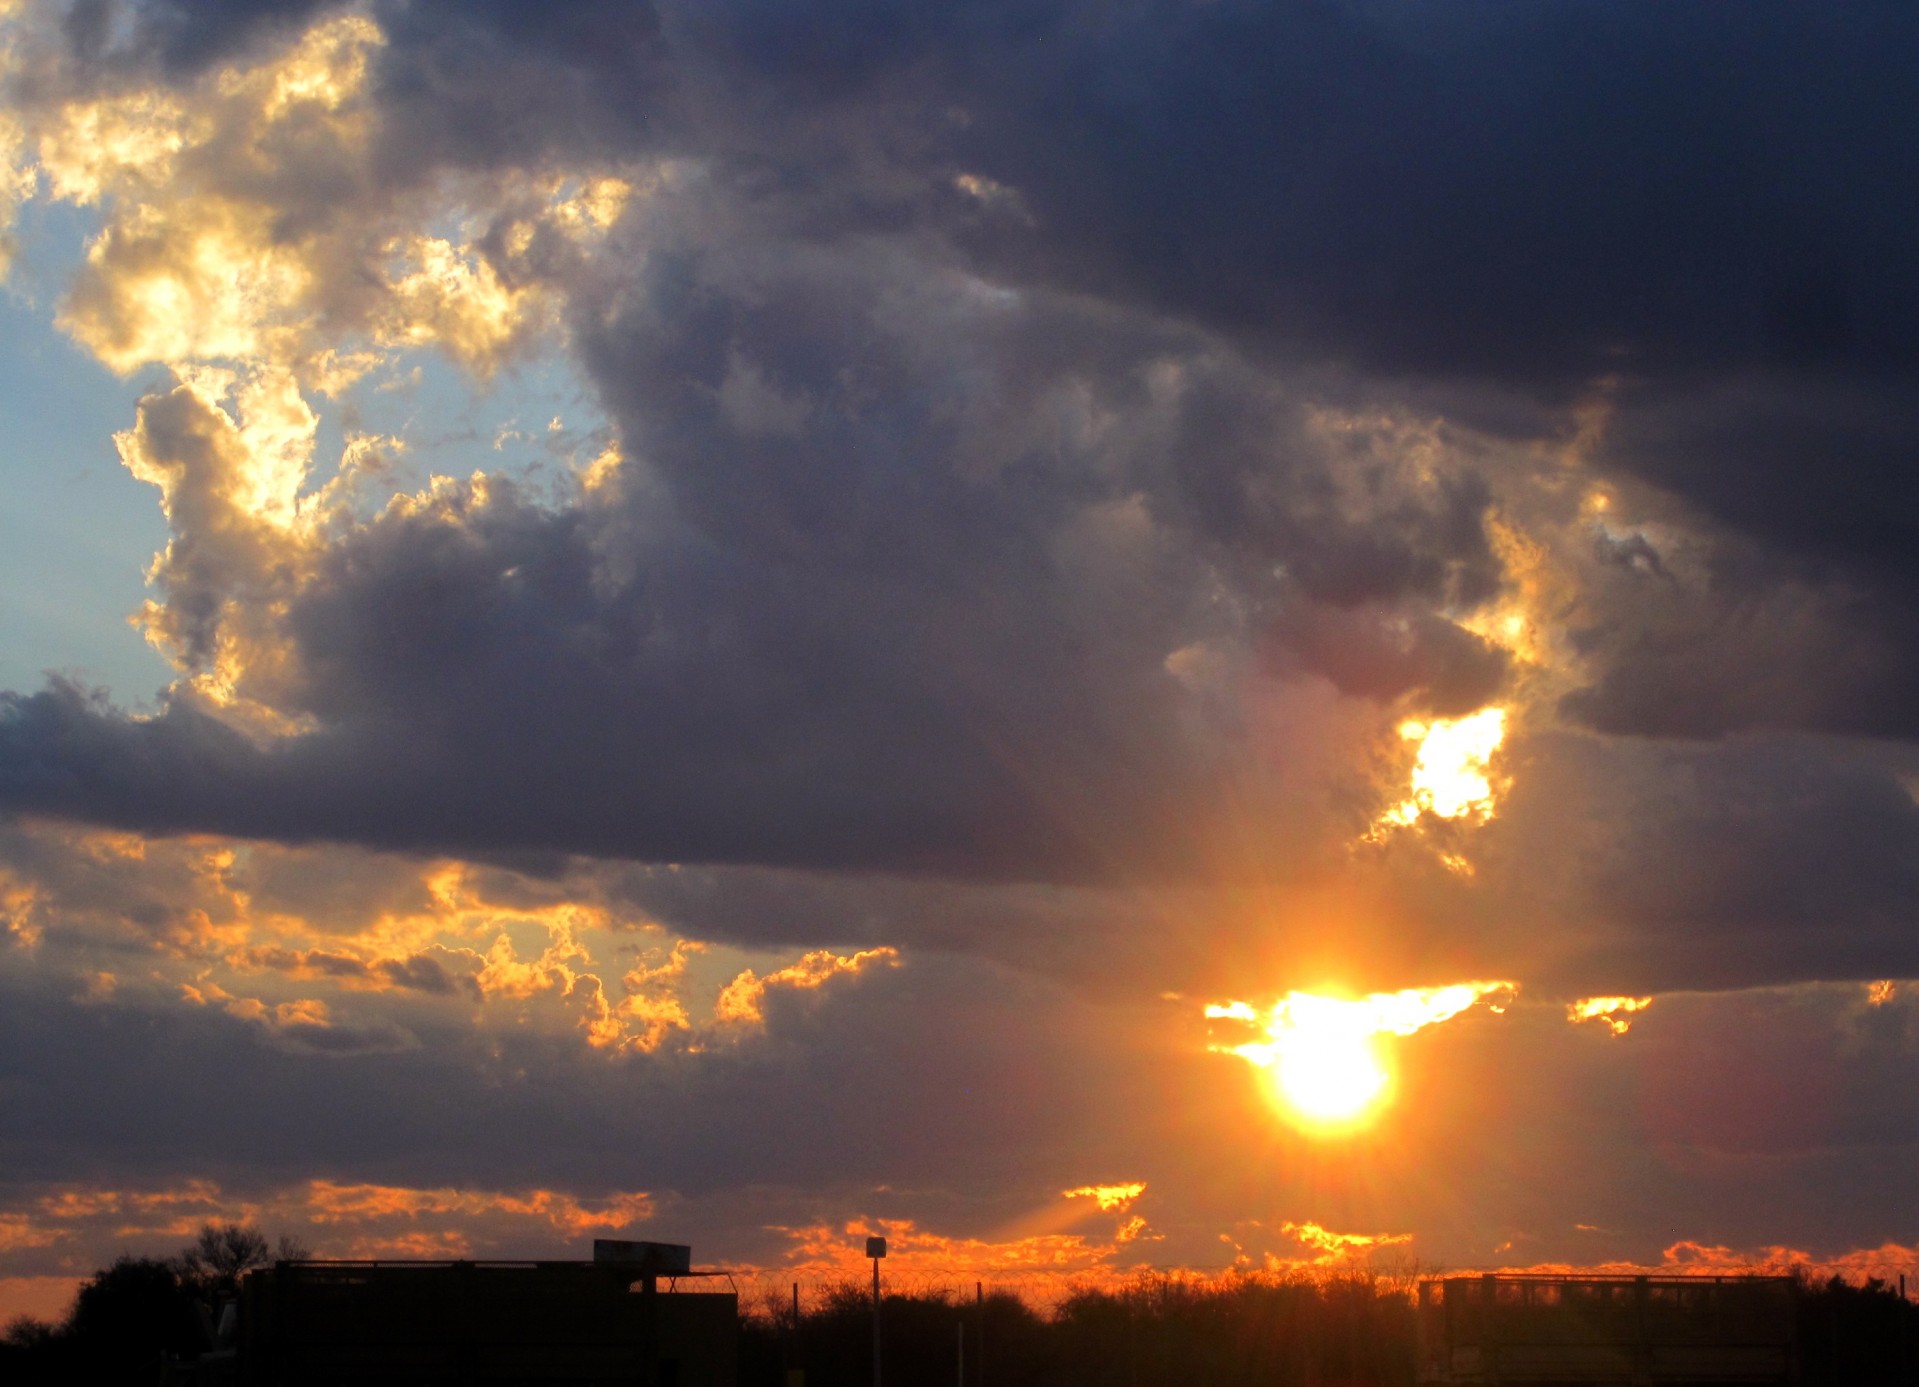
[23, 1180, 246, 1244]
[571, 971, 691, 1054]
[765, 1216, 1139, 1285]
[715, 947, 900, 1026]
[1062, 1183, 1146, 1214]
[0, 822, 785, 1060]
[1212, 1219, 1415, 1274]
[303, 1180, 653, 1237]
[1499, 1238, 1919, 1285]
[1279, 1221, 1414, 1263]
[0, 1215, 61, 1254]
[1568, 995, 1652, 1035]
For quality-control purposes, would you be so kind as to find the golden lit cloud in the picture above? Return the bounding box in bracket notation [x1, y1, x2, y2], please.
[1456, 512, 1581, 679]
[764, 1215, 1142, 1287]
[0, 872, 42, 948]
[1502, 1239, 1919, 1287]
[304, 1180, 653, 1237]
[715, 946, 901, 1027]
[26, 1180, 246, 1244]
[222, 994, 330, 1030]
[1062, 1182, 1146, 1213]
[0, 1215, 61, 1254]
[1567, 995, 1652, 1035]
[1278, 1220, 1413, 1265]
[1206, 981, 1514, 1133]
[232, 12, 384, 120]
[64, 204, 316, 374]
[0, 822, 881, 1064]
[1867, 979, 1897, 1006]
[36, 89, 196, 206]
[0, 9, 645, 741]
[0, 129, 28, 279]
[572, 968, 692, 1055]
[0, 4, 30, 258]
[378, 235, 547, 376]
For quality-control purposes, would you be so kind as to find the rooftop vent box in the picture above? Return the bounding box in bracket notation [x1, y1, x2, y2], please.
[593, 1240, 692, 1274]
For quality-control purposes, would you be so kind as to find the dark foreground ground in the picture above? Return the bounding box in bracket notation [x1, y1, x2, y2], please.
[6, 1258, 1916, 1384]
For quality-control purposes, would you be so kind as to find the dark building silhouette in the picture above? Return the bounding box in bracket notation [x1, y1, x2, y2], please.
[1417, 1274, 1797, 1387]
[215, 1241, 736, 1386]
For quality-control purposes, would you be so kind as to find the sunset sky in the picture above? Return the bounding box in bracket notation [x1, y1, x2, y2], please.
[4, 0, 1919, 1323]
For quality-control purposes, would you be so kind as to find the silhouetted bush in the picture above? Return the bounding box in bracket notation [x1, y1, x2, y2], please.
[175, 1219, 311, 1306]
[1796, 1272, 1919, 1386]
[0, 1221, 310, 1385]
[29, 1254, 203, 1383]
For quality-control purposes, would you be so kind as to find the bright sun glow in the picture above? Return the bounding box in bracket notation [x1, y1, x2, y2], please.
[1206, 982, 1514, 1133]
[1381, 707, 1508, 827]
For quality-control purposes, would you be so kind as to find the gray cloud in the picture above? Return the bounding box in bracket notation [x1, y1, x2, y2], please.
[0, 222, 1503, 881]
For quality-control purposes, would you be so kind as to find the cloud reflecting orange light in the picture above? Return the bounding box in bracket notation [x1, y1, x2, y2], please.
[1505, 1238, 1919, 1287]
[714, 947, 899, 1027]
[1062, 1183, 1146, 1213]
[1567, 995, 1652, 1035]
[1207, 982, 1514, 1133]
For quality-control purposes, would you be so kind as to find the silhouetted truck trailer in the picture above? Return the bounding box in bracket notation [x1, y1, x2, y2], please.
[231, 1242, 736, 1386]
[1417, 1274, 1796, 1386]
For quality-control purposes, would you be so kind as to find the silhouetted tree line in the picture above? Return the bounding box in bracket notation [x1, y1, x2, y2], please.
[741, 1270, 1419, 1387]
[1797, 1274, 1919, 1387]
[0, 1221, 306, 1385]
[742, 1270, 1919, 1387]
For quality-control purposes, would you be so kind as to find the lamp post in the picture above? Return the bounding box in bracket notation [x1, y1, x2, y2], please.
[867, 1236, 887, 1387]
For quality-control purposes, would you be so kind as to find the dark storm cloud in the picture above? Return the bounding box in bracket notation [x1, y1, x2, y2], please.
[60, 0, 1919, 387]
[347, 0, 1919, 742]
[61, 0, 340, 74]
[0, 234, 1496, 878]
[1562, 379, 1919, 738]
[9, 0, 1919, 962]
[965, 5, 1919, 380]
[321, 2, 1919, 381]
[234, 3, 1919, 736]
[1471, 731, 1919, 993]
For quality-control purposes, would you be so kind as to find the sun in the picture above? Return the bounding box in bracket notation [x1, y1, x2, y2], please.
[1266, 1021, 1391, 1130]
[1205, 981, 1514, 1136]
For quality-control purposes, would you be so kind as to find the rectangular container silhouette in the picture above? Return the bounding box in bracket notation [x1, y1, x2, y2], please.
[236, 1259, 737, 1386]
[1417, 1274, 1796, 1386]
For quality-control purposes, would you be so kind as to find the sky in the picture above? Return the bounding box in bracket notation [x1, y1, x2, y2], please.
[3, 0, 1919, 1323]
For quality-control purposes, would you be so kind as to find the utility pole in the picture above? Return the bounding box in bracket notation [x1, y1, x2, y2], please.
[976, 1282, 984, 1387]
[1901, 1273, 1910, 1387]
[786, 1281, 801, 1387]
[867, 1237, 887, 1387]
